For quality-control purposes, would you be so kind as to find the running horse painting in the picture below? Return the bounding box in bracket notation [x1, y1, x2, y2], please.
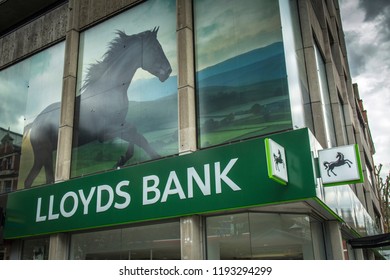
[24, 27, 172, 188]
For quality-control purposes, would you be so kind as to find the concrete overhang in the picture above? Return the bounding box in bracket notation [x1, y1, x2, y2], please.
[0, 0, 66, 36]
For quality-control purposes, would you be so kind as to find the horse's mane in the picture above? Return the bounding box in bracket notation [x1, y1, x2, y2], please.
[81, 30, 144, 92]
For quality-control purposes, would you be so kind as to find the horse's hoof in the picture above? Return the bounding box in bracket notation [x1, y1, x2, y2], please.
[114, 156, 126, 168]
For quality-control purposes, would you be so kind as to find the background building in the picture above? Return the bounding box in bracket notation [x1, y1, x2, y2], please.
[0, 0, 387, 260]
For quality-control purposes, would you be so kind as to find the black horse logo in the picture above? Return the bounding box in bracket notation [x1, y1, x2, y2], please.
[323, 152, 353, 177]
[273, 149, 284, 171]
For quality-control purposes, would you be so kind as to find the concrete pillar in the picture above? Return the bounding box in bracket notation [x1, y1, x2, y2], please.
[8, 239, 21, 260]
[326, 221, 345, 260]
[48, 233, 69, 260]
[180, 216, 203, 259]
[177, 0, 196, 153]
[49, 0, 80, 260]
[54, 1, 79, 184]
[354, 248, 364, 260]
[367, 250, 375, 260]
[177, 0, 203, 260]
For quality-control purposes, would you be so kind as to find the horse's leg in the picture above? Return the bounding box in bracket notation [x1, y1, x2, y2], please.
[43, 150, 54, 184]
[25, 148, 54, 187]
[132, 131, 160, 159]
[24, 157, 43, 188]
[115, 124, 159, 167]
[331, 168, 337, 176]
[114, 142, 134, 168]
[24, 133, 46, 188]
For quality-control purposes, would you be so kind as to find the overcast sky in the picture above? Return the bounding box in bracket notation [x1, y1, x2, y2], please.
[339, 0, 390, 177]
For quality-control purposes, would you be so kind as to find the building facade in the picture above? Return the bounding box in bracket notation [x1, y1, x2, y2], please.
[0, 0, 385, 260]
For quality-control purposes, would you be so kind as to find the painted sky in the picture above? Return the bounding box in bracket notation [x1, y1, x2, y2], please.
[339, 0, 390, 177]
[194, 0, 282, 70]
[77, 0, 177, 95]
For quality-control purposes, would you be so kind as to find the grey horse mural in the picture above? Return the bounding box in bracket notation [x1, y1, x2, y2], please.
[24, 27, 172, 188]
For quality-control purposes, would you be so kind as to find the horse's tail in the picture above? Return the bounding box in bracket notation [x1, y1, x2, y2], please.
[323, 161, 329, 169]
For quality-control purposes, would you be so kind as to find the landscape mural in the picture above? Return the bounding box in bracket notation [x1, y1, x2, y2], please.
[194, 0, 292, 148]
[71, 0, 178, 178]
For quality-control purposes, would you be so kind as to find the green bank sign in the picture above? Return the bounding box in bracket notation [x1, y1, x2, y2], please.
[5, 129, 316, 239]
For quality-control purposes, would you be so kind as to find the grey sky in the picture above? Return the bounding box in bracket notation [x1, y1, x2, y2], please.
[340, 0, 390, 176]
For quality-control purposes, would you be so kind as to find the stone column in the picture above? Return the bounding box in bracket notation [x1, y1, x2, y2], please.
[177, 0, 203, 260]
[326, 221, 345, 260]
[177, 0, 196, 153]
[49, 0, 80, 260]
[49, 233, 69, 260]
[180, 216, 203, 260]
[354, 248, 365, 260]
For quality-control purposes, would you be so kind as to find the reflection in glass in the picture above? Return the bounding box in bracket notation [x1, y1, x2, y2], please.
[21, 237, 50, 260]
[70, 222, 180, 260]
[206, 213, 314, 259]
[0, 128, 22, 193]
[206, 213, 251, 259]
[0, 42, 65, 189]
[323, 184, 381, 236]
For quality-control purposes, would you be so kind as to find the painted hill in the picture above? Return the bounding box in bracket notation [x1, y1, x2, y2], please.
[197, 41, 286, 88]
[125, 41, 288, 130]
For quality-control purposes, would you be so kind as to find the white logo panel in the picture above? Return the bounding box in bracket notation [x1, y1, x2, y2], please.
[266, 139, 288, 185]
[318, 144, 362, 186]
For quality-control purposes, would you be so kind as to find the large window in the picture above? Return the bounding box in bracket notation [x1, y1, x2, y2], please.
[338, 93, 348, 143]
[70, 222, 180, 260]
[21, 237, 50, 260]
[194, 0, 292, 148]
[71, 0, 178, 178]
[0, 42, 65, 189]
[206, 213, 315, 260]
[313, 42, 336, 148]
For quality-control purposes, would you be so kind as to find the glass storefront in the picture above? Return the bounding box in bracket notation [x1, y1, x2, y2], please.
[206, 213, 316, 260]
[68, 213, 324, 260]
[70, 221, 180, 260]
[21, 237, 50, 260]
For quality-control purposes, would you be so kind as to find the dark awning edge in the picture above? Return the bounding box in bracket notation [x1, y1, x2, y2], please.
[349, 233, 390, 249]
